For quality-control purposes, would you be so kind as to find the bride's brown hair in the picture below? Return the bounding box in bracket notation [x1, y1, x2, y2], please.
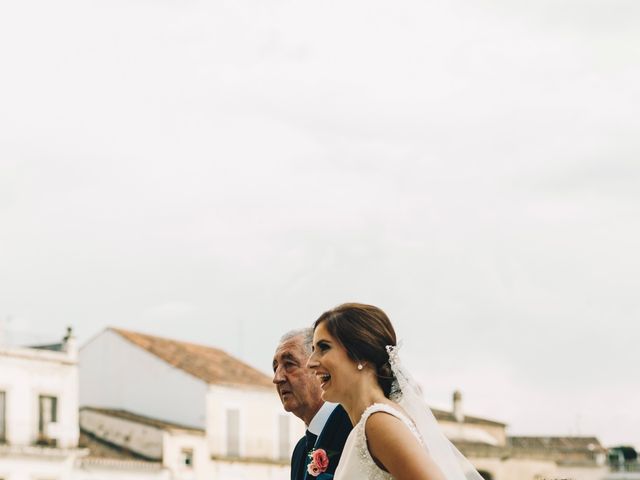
[313, 303, 397, 397]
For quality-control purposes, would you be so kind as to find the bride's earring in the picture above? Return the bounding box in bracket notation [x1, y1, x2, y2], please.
[357, 363, 364, 371]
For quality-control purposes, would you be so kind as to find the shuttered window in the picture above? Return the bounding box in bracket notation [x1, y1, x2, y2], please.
[226, 409, 240, 457]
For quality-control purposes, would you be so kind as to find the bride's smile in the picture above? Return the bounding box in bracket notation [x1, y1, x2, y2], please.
[316, 372, 331, 389]
[307, 321, 363, 403]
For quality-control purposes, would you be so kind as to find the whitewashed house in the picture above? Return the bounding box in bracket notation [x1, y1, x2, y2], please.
[0, 327, 166, 480]
[0, 328, 84, 480]
[74, 427, 168, 480]
[433, 391, 608, 480]
[79, 328, 301, 480]
[75, 408, 191, 480]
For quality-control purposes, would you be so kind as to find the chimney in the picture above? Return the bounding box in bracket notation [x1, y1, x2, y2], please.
[453, 390, 463, 423]
[63, 326, 78, 360]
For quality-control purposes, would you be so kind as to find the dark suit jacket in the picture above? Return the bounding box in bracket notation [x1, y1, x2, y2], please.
[290, 405, 352, 480]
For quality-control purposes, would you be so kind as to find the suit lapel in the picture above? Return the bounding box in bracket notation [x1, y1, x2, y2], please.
[314, 405, 345, 452]
[304, 408, 332, 480]
[308, 405, 346, 478]
[301, 405, 351, 480]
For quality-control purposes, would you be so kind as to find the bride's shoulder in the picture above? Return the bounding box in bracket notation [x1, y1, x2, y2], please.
[361, 402, 412, 425]
[360, 402, 417, 438]
[361, 402, 421, 446]
[358, 403, 432, 479]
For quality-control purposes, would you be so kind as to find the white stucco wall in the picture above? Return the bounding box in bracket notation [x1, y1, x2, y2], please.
[469, 457, 558, 480]
[79, 330, 207, 429]
[206, 385, 303, 461]
[210, 460, 289, 480]
[161, 431, 207, 480]
[0, 447, 80, 480]
[557, 465, 609, 480]
[471, 455, 608, 480]
[0, 345, 79, 448]
[73, 459, 169, 480]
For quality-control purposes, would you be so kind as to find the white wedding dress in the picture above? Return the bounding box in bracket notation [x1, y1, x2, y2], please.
[332, 345, 485, 480]
[334, 403, 422, 480]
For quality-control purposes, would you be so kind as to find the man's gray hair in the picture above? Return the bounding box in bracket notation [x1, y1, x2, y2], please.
[279, 327, 313, 356]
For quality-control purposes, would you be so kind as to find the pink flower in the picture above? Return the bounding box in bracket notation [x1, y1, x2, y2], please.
[311, 449, 329, 471]
[307, 463, 322, 476]
[307, 448, 329, 476]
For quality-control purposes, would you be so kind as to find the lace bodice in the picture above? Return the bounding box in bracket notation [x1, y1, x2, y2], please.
[334, 403, 422, 480]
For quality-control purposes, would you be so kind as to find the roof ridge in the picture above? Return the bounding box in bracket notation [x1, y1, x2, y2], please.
[110, 327, 228, 353]
[109, 327, 273, 389]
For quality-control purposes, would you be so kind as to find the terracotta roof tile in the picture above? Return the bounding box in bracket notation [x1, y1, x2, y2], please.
[111, 328, 272, 389]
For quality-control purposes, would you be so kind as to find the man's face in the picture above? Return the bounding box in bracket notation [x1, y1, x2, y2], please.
[272, 335, 324, 424]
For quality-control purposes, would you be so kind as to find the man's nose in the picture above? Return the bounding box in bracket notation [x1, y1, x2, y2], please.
[272, 365, 285, 384]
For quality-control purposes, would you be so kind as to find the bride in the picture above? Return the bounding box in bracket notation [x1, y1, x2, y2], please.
[307, 303, 484, 480]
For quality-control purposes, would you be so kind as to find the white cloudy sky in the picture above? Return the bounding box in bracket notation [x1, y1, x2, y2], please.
[1, 0, 639, 448]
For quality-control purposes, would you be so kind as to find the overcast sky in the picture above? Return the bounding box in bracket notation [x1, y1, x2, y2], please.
[1, 0, 639, 448]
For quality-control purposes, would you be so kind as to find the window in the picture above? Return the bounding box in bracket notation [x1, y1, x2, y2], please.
[278, 415, 290, 460]
[226, 409, 240, 457]
[180, 448, 194, 467]
[38, 395, 58, 445]
[0, 391, 6, 443]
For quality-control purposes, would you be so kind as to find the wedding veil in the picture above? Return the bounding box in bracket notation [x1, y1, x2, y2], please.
[386, 344, 485, 480]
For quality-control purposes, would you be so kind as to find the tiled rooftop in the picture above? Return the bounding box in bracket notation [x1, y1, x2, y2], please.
[111, 327, 272, 389]
[509, 436, 605, 452]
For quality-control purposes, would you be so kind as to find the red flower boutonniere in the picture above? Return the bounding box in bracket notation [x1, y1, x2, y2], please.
[307, 448, 330, 476]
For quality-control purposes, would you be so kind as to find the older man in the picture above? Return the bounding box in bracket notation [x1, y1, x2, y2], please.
[273, 328, 352, 480]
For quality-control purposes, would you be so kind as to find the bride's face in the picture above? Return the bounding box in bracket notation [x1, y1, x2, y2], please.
[308, 321, 359, 403]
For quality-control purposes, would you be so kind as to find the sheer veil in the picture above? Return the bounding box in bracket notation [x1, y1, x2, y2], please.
[386, 344, 485, 480]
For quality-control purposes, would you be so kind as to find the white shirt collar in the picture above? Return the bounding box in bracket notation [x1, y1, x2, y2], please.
[307, 402, 338, 436]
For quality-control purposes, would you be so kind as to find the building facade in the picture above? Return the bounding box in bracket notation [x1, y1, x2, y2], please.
[79, 328, 302, 480]
[0, 329, 84, 480]
[433, 392, 609, 480]
[2, 324, 617, 480]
